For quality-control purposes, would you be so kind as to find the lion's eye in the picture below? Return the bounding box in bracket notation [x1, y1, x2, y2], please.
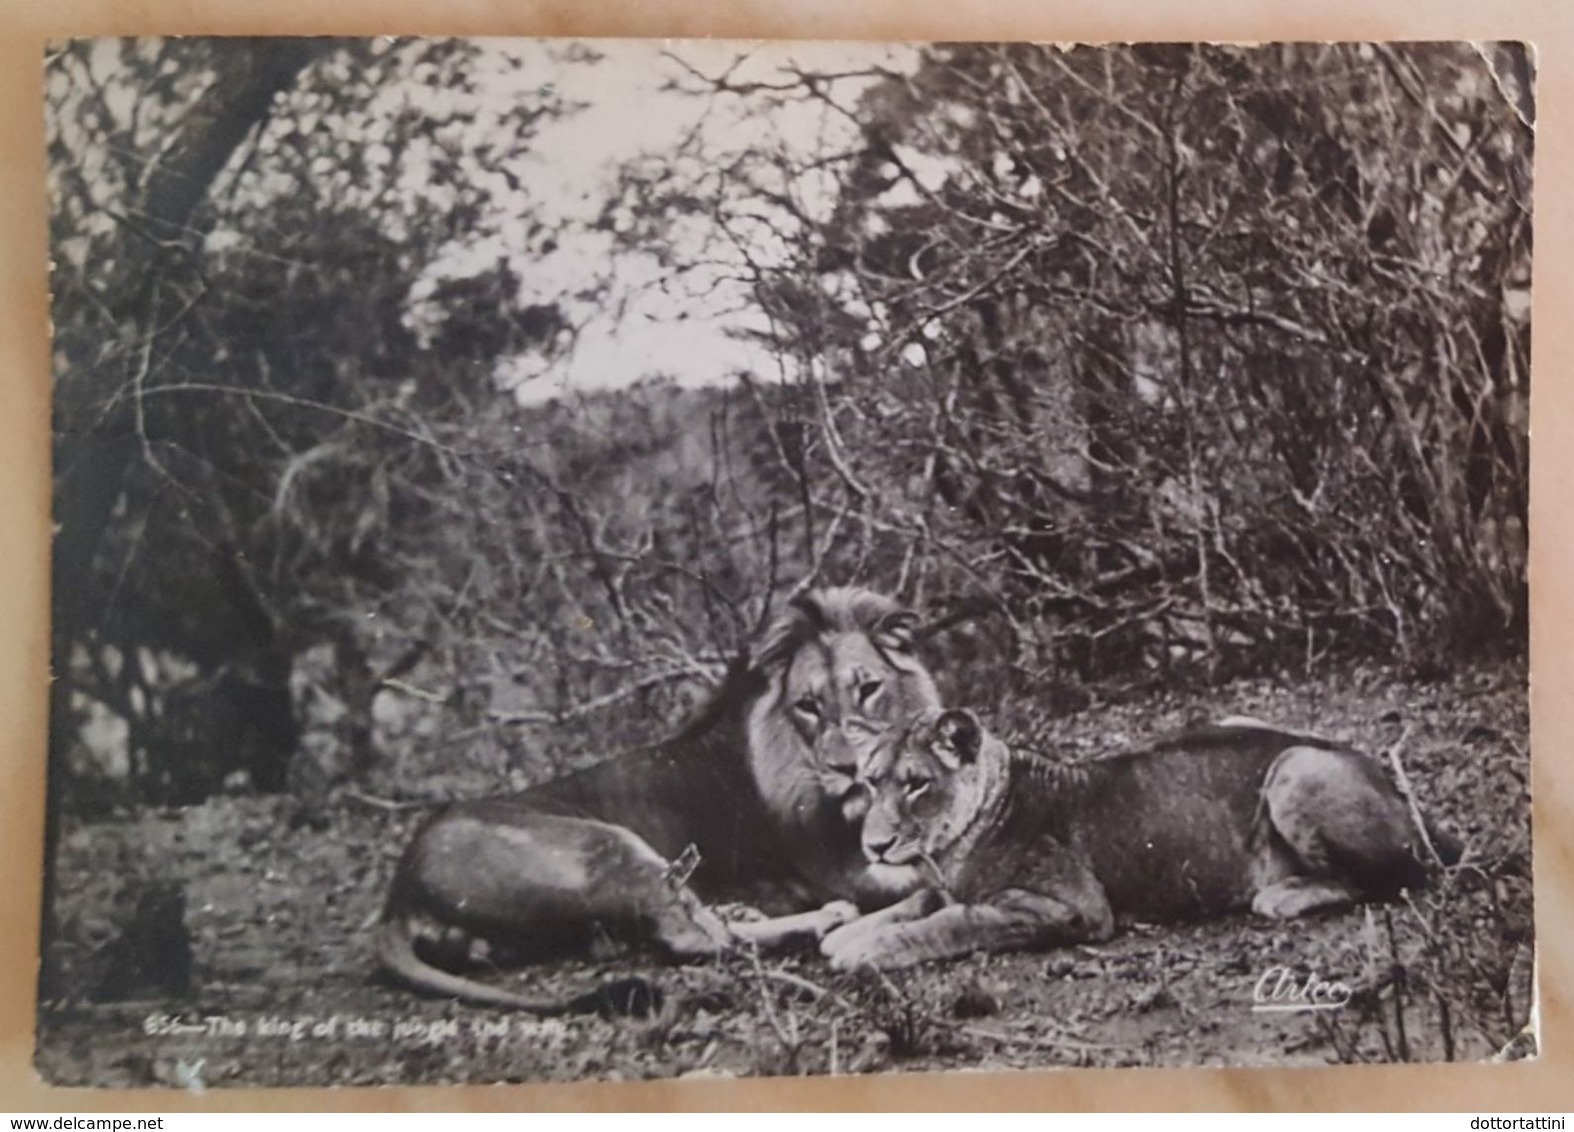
[856, 679, 883, 706]
[826, 761, 857, 780]
[793, 697, 821, 718]
[902, 776, 931, 799]
[841, 781, 872, 821]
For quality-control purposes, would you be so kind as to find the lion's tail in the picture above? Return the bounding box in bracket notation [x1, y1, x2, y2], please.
[374, 915, 662, 1018]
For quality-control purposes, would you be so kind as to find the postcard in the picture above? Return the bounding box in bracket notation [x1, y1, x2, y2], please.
[37, 37, 1534, 1086]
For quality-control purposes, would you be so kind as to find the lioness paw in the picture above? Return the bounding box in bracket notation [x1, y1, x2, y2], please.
[820, 919, 861, 954]
[1251, 878, 1359, 919]
[821, 927, 909, 972]
[821, 935, 877, 972]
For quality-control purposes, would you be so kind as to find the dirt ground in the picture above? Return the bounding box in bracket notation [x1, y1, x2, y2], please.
[34, 661, 1534, 1087]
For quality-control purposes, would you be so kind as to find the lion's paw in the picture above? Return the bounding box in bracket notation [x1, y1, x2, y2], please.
[813, 900, 862, 936]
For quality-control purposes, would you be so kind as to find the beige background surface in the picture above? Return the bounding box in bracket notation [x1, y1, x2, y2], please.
[0, 0, 1568, 1111]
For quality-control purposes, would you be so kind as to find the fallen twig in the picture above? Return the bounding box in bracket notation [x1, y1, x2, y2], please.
[1382, 724, 1447, 867]
[380, 677, 448, 704]
[343, 789, 428, 812]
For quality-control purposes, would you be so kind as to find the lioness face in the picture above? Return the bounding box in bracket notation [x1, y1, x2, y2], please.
[855, 709, 996, 889]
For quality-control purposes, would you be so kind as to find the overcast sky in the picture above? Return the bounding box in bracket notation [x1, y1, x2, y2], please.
[404, 40, 916, 404]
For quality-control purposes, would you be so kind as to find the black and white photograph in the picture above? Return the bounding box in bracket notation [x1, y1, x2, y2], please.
[39, 38, 1534, 1086]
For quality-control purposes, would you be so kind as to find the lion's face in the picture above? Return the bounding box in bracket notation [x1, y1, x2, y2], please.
[745, 588, 942, 903]
[777, 626, 938, 798]
[852, 708, 1004, 892]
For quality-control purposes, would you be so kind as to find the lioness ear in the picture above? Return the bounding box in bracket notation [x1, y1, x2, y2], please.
[934, 709, 982, 768]
[873, 608, 920, 654]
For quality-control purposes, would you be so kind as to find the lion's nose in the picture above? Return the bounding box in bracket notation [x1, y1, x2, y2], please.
[865, 834, 898, 861]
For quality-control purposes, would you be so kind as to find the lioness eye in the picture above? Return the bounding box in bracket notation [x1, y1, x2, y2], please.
[857, 679, 883, 706]
[793, 697, 821, 717]
[902, 776, 930, 799]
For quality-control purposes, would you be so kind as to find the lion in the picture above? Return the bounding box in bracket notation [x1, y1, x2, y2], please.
[820, 708, 1456, 971]
[376, 586, 942, 1010]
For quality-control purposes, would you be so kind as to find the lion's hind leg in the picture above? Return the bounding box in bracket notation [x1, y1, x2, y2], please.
[385, 808, 733, 993]
[1252, 744, 1433, 918]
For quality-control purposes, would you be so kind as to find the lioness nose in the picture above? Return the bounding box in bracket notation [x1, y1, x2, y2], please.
[865, 834, 898, 860]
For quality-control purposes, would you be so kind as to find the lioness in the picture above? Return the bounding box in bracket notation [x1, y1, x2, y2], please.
[378, 586, 941, 1009]
[821, 708, 1454, 971]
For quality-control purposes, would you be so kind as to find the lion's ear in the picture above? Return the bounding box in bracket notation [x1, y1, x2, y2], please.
[934, 709, 982, 768]
[873, 608, 920, 653]
[753, 594, 822, 670]
[787, 591, 828, 627]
